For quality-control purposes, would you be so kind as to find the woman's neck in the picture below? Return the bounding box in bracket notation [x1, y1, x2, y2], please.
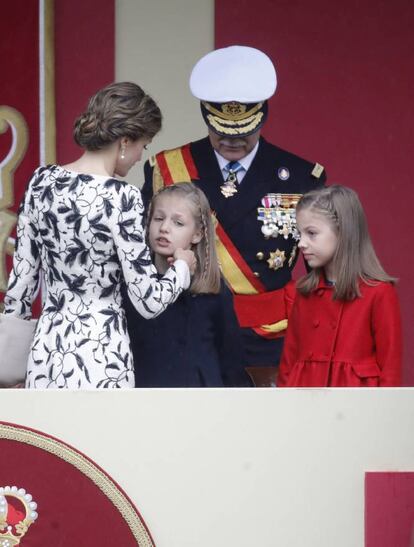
[63, 149, 117, 178]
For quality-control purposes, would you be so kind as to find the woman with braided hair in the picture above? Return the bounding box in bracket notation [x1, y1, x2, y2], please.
[124, 182, 249, 387]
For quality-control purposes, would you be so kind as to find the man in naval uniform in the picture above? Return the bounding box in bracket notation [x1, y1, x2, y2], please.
[141, 46, 326, 385]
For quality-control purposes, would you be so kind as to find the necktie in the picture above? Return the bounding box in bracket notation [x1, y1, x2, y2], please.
[225, 161, 243, 183]
[221, 161, 243, 198]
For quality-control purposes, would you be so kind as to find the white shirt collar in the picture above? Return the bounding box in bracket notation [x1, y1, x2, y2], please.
[214, 141, 260, 173]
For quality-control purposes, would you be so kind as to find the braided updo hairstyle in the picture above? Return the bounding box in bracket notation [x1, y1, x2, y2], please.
[73, 82, 162, 150]
[148, 183, 221, 294]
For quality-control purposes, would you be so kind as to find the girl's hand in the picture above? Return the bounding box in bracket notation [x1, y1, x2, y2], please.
[170, 248, 197, 275]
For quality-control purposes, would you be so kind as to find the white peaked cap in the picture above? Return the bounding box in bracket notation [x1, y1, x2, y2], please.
[190, 45, 277, 103]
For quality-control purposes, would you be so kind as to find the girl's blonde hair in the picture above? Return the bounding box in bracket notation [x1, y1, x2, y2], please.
[148, 182, 221, 294]
[296, 185, 396, 300]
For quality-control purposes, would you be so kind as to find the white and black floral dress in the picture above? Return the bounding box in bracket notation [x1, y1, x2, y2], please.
[4, 165, 189, 389]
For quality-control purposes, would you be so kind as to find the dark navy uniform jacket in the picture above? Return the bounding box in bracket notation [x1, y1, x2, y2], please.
[142, 136, 326, 367]
[124, 282, 250, 387]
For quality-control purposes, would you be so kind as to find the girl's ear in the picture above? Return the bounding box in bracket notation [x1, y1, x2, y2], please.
[191, 229, 203, 244]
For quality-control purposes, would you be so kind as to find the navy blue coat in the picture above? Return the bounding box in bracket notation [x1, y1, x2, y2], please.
[124, 283, 251, 387]
[142, 137, 326, 367]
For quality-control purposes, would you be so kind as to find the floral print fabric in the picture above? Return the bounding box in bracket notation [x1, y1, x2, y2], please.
[4, 165, 189, 388]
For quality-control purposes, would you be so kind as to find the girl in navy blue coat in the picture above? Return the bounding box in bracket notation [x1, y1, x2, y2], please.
[125, 182, 250, 387]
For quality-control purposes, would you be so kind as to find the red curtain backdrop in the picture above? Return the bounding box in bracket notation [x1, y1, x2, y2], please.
[216, 0, 414, 385]
[0, 0, 114, 310]
[0, 3, 40, 196]
[55, 0, 115, 164]
[0, 3, 42, 303]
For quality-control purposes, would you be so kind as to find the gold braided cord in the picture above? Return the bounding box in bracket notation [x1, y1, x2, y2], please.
[0, 424, 155, 546]
[209, 113, 262, 127]
[202, 101, 263, 121]
[206, 113, 263, 135]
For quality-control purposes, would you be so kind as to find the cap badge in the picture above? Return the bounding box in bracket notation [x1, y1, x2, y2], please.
[278, 167, 290, 181]
[267, 249, 286, 271]
[222, 102, 246, 117]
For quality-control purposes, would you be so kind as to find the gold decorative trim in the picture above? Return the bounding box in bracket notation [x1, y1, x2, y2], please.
[202, 101, 263, 121]
[208, 113, 261, 127]
[0, 107, 28, 292]
[0, 424, 155, 546]
[0, 107, 28, 211]
[0, 486, 39, 544]
[206, 113, 263, 136]
[44, 0, 56, 164]
[221, 102, 246, 117]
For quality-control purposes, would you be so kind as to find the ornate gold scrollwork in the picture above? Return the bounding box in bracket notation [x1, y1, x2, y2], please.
[0, 106, 28, 291]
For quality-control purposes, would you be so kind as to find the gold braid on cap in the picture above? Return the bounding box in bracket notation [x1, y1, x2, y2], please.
[206, 112, 264, 135]
[202, 101, 263, 121]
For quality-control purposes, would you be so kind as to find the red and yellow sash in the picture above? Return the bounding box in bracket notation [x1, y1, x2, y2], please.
[151, 147, 292, 338]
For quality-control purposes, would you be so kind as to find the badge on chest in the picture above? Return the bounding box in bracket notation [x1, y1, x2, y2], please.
[257, 193, 302, 240]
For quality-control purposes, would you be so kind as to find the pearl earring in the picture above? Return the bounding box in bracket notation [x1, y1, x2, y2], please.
[120, 145, 126, 160]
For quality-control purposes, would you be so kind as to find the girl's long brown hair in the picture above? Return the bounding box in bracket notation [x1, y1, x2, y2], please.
[148, 183, 221, 294]
[296, 185, 396, 300]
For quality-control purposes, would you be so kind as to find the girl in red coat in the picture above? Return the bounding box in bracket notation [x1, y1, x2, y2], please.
[278, 185, 402, 387]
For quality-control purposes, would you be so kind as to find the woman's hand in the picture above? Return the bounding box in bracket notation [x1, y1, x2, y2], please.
[169, 248, 197, 275]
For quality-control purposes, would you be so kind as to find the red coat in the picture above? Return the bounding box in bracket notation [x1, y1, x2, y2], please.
[278, 278, 402, 387]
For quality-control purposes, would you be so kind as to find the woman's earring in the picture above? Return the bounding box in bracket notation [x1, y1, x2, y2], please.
[120, 145, 126, 160]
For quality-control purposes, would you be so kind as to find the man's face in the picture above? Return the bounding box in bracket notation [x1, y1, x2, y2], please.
[208, 128, 261, 161]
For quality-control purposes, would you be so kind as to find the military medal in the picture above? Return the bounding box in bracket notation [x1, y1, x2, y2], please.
[257, 193, 301, 240]
[267, 249, 286, 270]
[220, 169, 238, 198]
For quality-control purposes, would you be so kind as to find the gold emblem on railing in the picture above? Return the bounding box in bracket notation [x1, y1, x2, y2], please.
[0, 486, 38, 546]
[0, 106, 28, 292]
